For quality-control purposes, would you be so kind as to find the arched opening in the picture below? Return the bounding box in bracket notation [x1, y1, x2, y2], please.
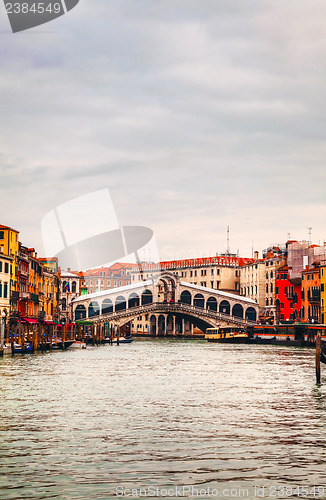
[62, 282, 67, 293]
[194, 293, 205, 308]
[180, 290, 192, 305]
[88, 301, 100, 318]
[206, 297, 217, 311]
[232, 304, 243, 318]
[75, 304, 86, 320]
[128, 293, 140, 308]
[245, 307, 257, 322]
[150, 315, 156, 335]
[72, 281, 76, 293]
[219, 300, 230, 315]
[158, 314, 166, 335]
[102, 298, 113, 315]
[61, 297, 67, 311]
[141, 289, 153, 305]
[166, 314, 174, 335]
[158, 276, 176, 302]
[115, 296, 126, 311]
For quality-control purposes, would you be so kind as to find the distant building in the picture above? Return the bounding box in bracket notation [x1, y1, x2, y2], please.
[60, 271, 83, 322]
[81, 263, 134, 294]
[130, 255, 253, 294]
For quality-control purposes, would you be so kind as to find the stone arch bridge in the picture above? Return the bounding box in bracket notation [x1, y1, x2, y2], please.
[72, 272, 258, 335]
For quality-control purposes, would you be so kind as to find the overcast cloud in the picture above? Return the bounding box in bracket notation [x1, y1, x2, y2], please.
[1, 0, 326, 261]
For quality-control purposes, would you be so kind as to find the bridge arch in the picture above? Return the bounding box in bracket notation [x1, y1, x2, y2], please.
[150, 314, 157, 335]
[180, 290, 192, 305]
[245, 306, 257, 322]
[158, 314, 166, 335]
[232, 303, 243, 318]
[102, 298, 113, 315]
[141, 289, 153, 305]
[194, 293, 205, 308]
[89, 301, 100, 318]
[128, 292, 140, 309]
[206, 297, 217, 311]
[115, 295, 126, 311]
[219, 300, 230, 315]
[75, 304, 86, 320]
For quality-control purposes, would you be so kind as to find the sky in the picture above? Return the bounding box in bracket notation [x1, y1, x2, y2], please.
[1, 0, 326, 264]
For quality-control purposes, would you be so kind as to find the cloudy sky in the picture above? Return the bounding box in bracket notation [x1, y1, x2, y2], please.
[1, 0, 326, 263]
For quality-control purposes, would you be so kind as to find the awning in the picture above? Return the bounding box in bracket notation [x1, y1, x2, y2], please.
[44, 321, 55, 325]
[23, 318, 38, 324]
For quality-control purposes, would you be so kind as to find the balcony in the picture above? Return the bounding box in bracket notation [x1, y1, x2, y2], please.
[308, 293, 320, 304]
[19, 291, 30, 301]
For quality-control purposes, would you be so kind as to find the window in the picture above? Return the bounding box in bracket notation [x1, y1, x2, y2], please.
[266, 298, 269, 306]
[211, 269, 214, 275]
[216, 269, 220, 275]
[0, 231, 4, 239]
[4, 282, 8, 298]
[270, 271, 273, 278]
[190, 271, 193, 277]
[194, 270, 197, 277]
[201, 269, 206, 276]
[0, 262, 2, 272]
[266, 272, 269, 279]
[266, 284, 269, 293]
[4, 263, 9, 273]
[72, 281, 76, 293]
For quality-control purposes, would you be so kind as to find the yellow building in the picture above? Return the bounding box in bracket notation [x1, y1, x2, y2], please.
[0, 225, 19, 314]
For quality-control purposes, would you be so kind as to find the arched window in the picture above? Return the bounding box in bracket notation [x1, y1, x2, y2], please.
[72, 281, 76, 293]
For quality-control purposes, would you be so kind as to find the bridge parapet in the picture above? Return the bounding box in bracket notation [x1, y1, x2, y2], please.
[84, 301, 257, 329]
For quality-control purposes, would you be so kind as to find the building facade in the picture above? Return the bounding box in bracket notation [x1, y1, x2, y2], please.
[0, 252, 12, 319]
[275, 265, 302, 322]
[0, 225, 19, 314]
[301, 263, 321, 323]
[130, 255, 253, 294]
[81, 263, 134, 295]
[240, 252, 266, 309]
[60, 271, 82, 322]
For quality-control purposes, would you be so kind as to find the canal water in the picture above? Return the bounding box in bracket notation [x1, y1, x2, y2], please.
[1, 340, 326, 500]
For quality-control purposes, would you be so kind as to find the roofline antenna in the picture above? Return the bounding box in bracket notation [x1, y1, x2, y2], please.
[308, 227, 312, 245]
[227, 226, 230, 255]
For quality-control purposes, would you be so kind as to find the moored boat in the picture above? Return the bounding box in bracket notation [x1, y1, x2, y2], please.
[205, 327, 248, 343]
[69, 341, 87, 349]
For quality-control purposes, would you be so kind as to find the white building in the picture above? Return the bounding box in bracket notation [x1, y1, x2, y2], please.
[60, 271, 82, 322]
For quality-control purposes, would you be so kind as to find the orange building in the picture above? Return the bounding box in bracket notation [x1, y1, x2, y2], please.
[301, 263, 321, 323]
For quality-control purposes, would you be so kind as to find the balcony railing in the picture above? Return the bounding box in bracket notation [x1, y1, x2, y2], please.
[308, 293, 320, 303]
[19, 291, 30, 301]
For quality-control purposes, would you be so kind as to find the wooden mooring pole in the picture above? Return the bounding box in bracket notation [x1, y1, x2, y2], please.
[316, 332, 321, 385]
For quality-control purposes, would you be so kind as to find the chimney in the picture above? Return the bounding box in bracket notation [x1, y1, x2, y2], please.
[254, 251, 259, 260]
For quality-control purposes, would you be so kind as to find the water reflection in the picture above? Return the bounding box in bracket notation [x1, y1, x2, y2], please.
[0, 341, 326, 499]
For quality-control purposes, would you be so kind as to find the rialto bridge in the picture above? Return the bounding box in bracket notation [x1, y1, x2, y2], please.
[72, 272, 259, 336]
